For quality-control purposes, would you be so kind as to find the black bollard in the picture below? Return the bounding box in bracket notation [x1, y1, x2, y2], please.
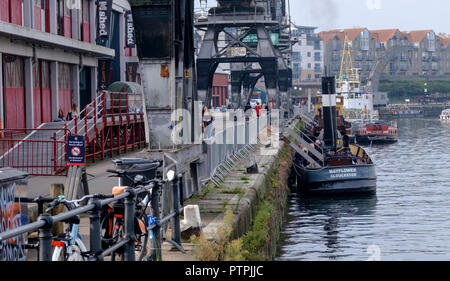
[88, 199, 103, 261]
[172, 174, 182, 246]
[123, 189, 137, 261]
[38, 214, 53, 261]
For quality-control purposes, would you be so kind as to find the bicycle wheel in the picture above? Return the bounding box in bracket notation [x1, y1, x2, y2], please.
[111, 221, 125, 261]
[66, 244, 84, 261]
[51, 240, 87, 261]
[52, 246, 65, 261]
[137, 214, 162, 261]
[146, 230, 162, 261]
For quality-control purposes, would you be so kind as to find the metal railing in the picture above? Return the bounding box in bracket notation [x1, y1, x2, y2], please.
[0, 128, 69, 176]
[204, 111, 268, 187]
[0, 175, 184, 261]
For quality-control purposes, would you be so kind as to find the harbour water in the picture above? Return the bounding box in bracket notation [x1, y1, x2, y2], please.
[276, 117, 450, 261]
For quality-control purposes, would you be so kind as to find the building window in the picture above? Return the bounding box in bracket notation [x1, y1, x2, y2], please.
[81, 0, 90, 42]
[360, 30, 370, 51]
[307, 52, 311, 57]
[314, 40, 321, 50]
[314, 52, 321, 61]
[292, 52, 301, 62]
[1, 0, 23, 25]
[427, 32, 436, 52]
[314, 63, 321, 73]
[307, 63, 311, 69]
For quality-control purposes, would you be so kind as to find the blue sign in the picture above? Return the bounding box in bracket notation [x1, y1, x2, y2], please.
[67, 135, 85, 166]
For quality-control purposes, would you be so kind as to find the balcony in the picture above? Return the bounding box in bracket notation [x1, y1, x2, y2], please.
[432, 56, 440, 62]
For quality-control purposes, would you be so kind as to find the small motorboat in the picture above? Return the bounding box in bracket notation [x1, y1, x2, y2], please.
[440, 109, 450, 121]
[355, 121, 398, 144]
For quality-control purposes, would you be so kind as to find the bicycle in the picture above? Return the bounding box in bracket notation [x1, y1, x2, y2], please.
[100, 164, 175, 261]
[13, 196, 55, 261]
[46, 193, 114, 261]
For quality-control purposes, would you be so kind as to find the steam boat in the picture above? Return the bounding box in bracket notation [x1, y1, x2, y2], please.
[291, 77, 377, 195]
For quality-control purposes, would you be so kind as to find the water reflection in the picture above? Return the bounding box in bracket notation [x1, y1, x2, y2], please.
[277, 118, 450, 261]
[277, 194, 377, 260]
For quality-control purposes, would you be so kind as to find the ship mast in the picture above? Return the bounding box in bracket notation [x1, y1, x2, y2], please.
[336, 33, 360, 91]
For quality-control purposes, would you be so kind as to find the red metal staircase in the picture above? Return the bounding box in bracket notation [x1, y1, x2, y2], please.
[0, 91, 146, 175]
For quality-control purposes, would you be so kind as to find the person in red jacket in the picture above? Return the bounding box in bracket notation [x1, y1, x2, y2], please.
[255, 101, 262, 117]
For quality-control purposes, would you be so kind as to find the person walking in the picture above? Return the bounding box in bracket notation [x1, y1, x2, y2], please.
[255, 101, 262, 117]
[202, 105, 213, 139]
[244, 102, 252, 113]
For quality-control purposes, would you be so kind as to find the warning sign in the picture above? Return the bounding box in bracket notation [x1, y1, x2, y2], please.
[67, 135, 85, 166]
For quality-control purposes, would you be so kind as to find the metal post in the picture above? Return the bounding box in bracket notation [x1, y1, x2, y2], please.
[89, 199, 103, 261]
[53, 132, 57, 174]
[234, 115, 238, 149]
[75, 116, 78, 135]
[124, 189, 136, 261]
[38, 214, 53, 261]
[245, 116, 249, 145]
[150, 183, 162, 261]
[172, 174, 182, 245]
[257, 116, 260, 140]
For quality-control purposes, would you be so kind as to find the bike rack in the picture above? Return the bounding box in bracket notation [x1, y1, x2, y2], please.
[0, 175, 184, 261]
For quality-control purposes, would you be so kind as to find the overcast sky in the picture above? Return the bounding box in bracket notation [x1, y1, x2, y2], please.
[194, 0, 449, 34]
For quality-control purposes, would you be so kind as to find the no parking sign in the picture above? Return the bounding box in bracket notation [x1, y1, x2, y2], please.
[67, 135, 85, 166]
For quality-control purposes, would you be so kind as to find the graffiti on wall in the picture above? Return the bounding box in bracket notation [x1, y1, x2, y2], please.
[0, 182, 26, 261]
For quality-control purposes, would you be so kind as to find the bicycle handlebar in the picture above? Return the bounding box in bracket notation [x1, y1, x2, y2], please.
[106, 168, 175, 187]
[45, 194, 115, 212]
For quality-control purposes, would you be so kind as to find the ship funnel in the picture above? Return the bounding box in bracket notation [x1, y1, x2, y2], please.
[321, 77, 338, 149]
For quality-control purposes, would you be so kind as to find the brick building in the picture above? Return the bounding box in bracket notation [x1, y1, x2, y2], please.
[211, 72, 229, 108]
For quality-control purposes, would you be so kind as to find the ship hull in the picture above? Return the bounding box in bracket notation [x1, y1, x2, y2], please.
[355, 134, 398, 144]
[294, 164, 377, 195]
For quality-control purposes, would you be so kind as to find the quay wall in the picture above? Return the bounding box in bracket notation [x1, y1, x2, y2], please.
[378, 104, 447, 118]
[190, 142, 293, 261]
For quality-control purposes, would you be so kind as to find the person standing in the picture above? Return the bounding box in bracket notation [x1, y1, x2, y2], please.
[202, 105, 213, 139]
[255, 102, 262, 117]
[66, 104, 79, 121]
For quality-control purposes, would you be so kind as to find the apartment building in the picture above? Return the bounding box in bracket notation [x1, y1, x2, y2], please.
[320, 27, 450, 84]
[291, 25, 323, 93]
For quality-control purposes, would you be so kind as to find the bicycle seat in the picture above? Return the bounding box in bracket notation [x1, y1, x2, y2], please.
[112, 158, 162, 171]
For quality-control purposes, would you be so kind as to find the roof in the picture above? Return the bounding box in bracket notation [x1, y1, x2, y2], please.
[343, 28, 368, 41]
[406, 30, 434, 43]
[437, 35, 450, 47]
[370, 29, 400, 43]
[318, 30, 344, 44]
[319, 28, 367, 43]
